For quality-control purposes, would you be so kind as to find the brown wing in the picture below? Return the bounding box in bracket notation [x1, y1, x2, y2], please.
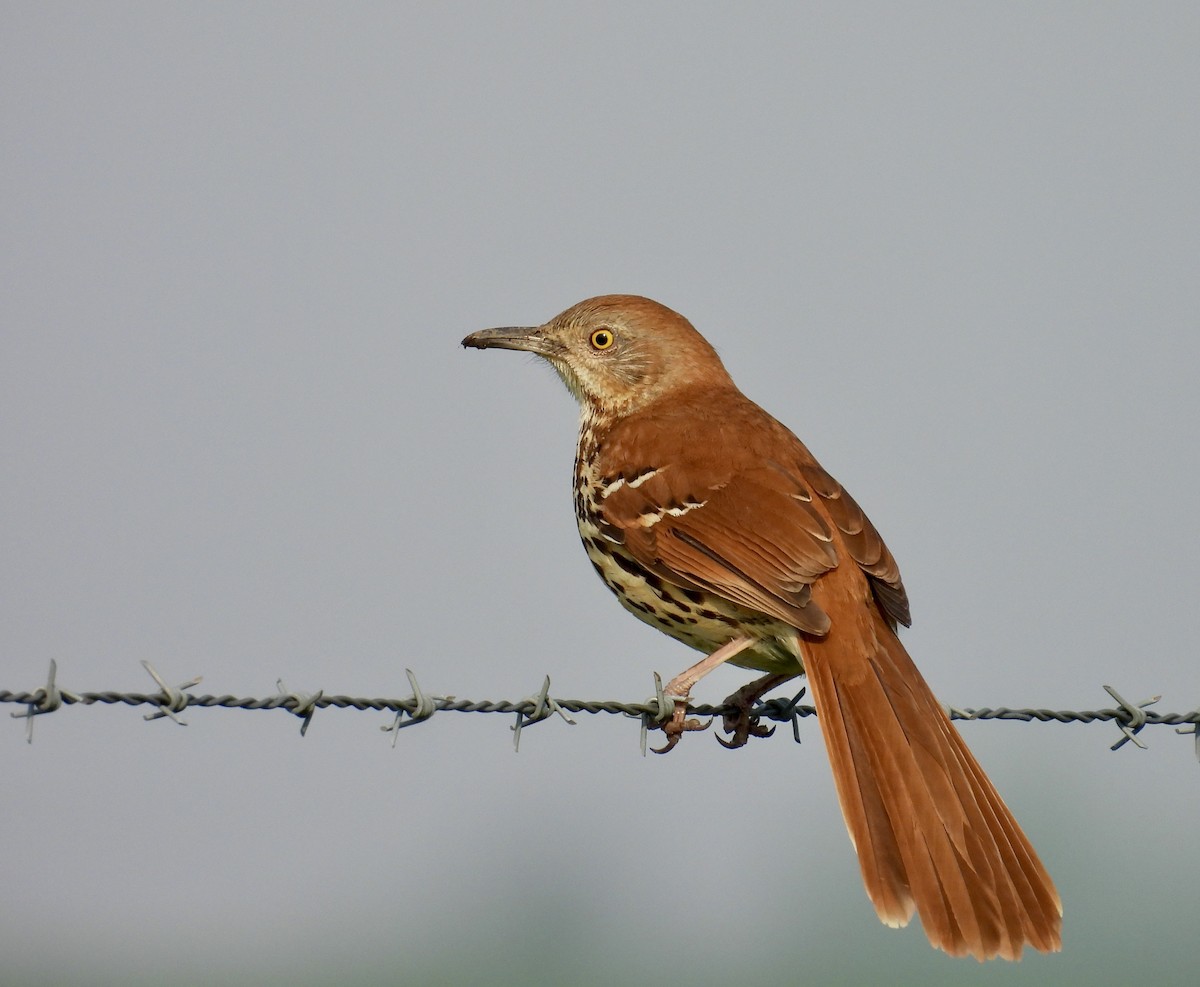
[594, 396, 910, 635]
[798, 460, 911, 628]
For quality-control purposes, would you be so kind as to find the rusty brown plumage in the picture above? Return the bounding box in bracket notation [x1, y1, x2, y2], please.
[462, 294, 1062, 960]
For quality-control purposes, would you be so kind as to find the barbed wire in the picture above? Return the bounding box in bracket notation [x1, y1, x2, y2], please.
[3, 659, 1198, 758]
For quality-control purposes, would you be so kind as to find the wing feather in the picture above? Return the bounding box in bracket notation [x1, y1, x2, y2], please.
[592, 400, 910, 634]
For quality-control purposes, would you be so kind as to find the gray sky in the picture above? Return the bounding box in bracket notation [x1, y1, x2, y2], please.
[3, 4, 1197, 984]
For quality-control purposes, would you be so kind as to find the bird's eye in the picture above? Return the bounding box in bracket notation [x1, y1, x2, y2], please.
[589, 328, 615, 350]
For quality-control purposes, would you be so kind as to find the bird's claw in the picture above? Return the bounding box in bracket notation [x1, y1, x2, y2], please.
[716, 709, 776, 749]
[650, 710, 711, 754]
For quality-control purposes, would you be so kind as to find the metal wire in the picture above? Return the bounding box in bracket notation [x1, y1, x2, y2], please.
[3, 660, 1198, 756]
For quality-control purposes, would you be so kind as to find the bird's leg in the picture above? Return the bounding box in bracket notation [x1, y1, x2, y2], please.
[653, 636, 757, 754]
[716, 672, 798, 749]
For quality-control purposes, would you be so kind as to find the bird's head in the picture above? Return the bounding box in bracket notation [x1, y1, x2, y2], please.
[462, 295, 733, 418]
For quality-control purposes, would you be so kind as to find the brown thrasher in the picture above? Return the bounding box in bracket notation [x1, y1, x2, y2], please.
[462, 295, 1062, 960]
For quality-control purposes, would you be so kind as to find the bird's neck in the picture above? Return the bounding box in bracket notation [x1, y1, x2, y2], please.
[576, 402, 611, 464]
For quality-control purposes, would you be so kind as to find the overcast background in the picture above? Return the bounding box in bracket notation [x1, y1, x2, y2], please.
[3, 4, 1197, 985]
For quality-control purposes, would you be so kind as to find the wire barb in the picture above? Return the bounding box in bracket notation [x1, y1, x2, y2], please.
[635, 672, 676, 757]
[140, 661, 201, 726]
[276, 679, 323, 737]
[766, 687, 808, 745]
[1103, 684, 1161, 751]
[1175, 709, 1200, 764]
[510, 676, 576, 752]
[381, 669, 437, 748]
[8, 660, 80, 744]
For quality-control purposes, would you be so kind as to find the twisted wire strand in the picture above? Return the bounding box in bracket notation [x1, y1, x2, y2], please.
[2, 686, 1197, 725]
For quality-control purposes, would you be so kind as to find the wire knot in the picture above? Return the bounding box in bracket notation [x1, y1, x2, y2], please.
[634, 672, 680, 756]
[1174, 707, 1200, 764]
[511, 675, 575, 751]
[1104, 684, 1161, 751]
[141, 660, 202, 725]
[382, 669, 438, 747]
[276, 679, 324, 737]
[9, 660, 80, 743]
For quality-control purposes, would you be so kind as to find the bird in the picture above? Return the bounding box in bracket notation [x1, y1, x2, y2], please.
[462, 294, 1062, 960]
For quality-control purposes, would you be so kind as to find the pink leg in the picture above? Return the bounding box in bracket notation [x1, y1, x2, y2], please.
[653, 637, 757, 754]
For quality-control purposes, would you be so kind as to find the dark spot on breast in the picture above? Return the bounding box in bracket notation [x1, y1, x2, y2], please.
[682, 589, 705, 605]
[659, 587, 690, 612]
[612, 552, 646, 579]
[698, 608, 739, 626]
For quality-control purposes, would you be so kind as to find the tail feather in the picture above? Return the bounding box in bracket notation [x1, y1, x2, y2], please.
[814, 671, 913, 926]
[803, 616, 1062, 961]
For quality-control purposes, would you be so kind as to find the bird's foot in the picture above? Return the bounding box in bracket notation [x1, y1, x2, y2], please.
[650, 695, 711, 754]
[716, 709, 775, 749]
[716, 676, 788, 749]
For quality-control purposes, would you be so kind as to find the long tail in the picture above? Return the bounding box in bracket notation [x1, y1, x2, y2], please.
[802, 614, 1062, 961]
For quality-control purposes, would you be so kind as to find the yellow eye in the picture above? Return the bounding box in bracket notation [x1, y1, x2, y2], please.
[589, 328, 615, 350]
